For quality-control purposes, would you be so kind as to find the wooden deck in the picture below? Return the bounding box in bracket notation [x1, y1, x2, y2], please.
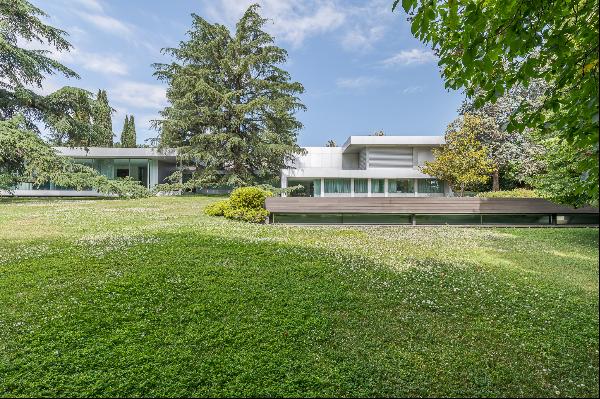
[265, 197, 600, 215]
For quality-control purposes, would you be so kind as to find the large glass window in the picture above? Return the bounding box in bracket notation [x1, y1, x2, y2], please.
[418, 179, 444, 193]
[354, 179, 368, 193]
[324, 179, 351, 194]
[371, 179, 385, 193]
[388, 179, 414, 193]
[313, 179, 321, 197]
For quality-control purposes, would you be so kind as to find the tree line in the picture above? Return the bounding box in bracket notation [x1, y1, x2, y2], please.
[1, 0, 598, 207]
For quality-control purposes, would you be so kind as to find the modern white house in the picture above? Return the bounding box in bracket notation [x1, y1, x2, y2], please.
[5, 147, 179, 196]
[281, 135, 452, 197]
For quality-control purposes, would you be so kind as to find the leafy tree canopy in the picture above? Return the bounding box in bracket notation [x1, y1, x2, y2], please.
[421, 114, 495, 196]
[153, 4, 305, 187]
[453, 79, 548, 190]
[394, 0, 599, 205]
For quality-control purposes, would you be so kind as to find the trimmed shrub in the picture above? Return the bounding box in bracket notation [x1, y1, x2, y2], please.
[223, 207, 269, 224]
[204, 186, 273, 223]
[476, 188, 539, 198]
[204, 199, 231, 216]
[228, 186, 273, 209]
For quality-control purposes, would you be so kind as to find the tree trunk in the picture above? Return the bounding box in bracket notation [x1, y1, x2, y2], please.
[492, 169, 500, 191]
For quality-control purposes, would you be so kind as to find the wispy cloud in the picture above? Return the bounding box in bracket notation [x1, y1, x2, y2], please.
[341, 26, 385, 52]
[110, 81, 167, 110]
[382, 49, 437, 66]
[204, 0, 345, 47]
[336, 76, 382, 89]
[338, 0, 396, 52]
[80, 53, 129, 76]
[18, 38, 127, 76]
[402, 85, 424, 94]
[72, 0, 104, 12]
[77, 12, 133, 37]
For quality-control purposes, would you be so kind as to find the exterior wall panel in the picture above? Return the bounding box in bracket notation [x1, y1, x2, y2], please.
[367, 147, 413, 168]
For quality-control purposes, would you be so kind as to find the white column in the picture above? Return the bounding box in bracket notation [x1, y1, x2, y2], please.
[367, 178, 372, 197]
[350, 178, 355, 197]
[281, 173, 288, 197]
[320, 178, 325, 197]
[414, 178, 418, 197]
[384, 178, 388, 197]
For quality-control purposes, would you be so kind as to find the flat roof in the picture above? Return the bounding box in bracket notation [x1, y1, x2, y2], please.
[342, 135, 445, 153]
[54, 147, 177, 161]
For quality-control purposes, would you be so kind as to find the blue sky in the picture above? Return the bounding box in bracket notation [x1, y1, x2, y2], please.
[31, 0, 464, 146]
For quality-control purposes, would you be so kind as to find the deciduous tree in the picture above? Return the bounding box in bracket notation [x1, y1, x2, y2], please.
[394, 0, 599, 205]
[421, 114, 495, 196]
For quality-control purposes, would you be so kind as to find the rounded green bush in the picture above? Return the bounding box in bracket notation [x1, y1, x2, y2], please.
[223, 206, 269, 223]
[204, 199, 231, 216]
[228, 186, 273, 210]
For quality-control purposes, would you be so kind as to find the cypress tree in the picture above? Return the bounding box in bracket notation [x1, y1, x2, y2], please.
[120, 115, 129, 147]
[128, 115, 136, 147]
[93, 89, 113, 146]
[120, 114, 136, 147]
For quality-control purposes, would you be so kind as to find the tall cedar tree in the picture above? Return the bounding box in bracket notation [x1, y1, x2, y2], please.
[93, 89, 113, 146]
[153, 4, 305, 187]
[1, 0, 105, 147]
[0, 0, 77, 124]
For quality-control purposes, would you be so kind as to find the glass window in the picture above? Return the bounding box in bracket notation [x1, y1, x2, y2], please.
[313, 179, 321, 197]
[371, 179, 385, 193]
[324, 179, 351, 194]
[389, 179, 414, 193]
[418, 179, 444, 193]
[354, 179, 368, 193]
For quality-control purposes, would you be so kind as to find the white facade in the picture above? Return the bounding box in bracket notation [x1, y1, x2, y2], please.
[281, 135, 451, 197]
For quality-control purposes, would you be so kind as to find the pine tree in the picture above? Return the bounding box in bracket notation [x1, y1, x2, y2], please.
[93, 90, 113, 147]
[153, 4, 305, 187]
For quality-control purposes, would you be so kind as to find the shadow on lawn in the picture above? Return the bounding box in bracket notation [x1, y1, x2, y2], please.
[1, 231, 598, 398]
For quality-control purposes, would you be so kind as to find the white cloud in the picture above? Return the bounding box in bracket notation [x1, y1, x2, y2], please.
[204, 0, 345, 47]
[110, 82, 167, 110]
[382, 48, 437, 66]
[338, 0, 396, 52]
[336, 76, 381, 89]
[22, 41, 129, 77]
[79, 53, 128, 76]
[341, 25, 385, 52]
[72, 0, 104, 12]
[402, 85, 424, 94]
[77, 11, 132, 37]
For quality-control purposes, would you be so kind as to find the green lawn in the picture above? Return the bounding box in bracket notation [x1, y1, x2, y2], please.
[0, 196, 598, 397]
